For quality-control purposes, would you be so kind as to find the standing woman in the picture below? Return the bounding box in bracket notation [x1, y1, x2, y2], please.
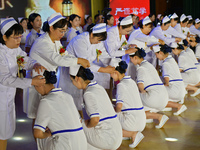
[19, 17, 29, 51]
[106, 14, 114, 29]
[70, 66, 122, 150]
[0, 18, 46, 150]
[76, 15, 83, 34]
[112, 61, 146, 148]
[25, 13, 90, 122]
[25, 13, 44, 55]
[83, 15, 92, 32]
[66, 14, 80, 44]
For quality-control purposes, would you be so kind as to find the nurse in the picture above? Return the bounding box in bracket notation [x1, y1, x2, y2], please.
[153, 45, 187, 109]
[70, 66, 122, 150]
[33, 70, 87, 150]
[171, 43, 200, 96]
[174, 14, 188, 34]
[111, 61, 146, 148]
[0, 18, 46, 150]
[83, 15, 92, 32]
[106, 14, 114, 29]
[189, 36, 200, 61]
[25, 13, 90, 120]
[129, 48, 169, 129]
[25, 13, 44, 55]
[189, 18, 200, 37]
[67, 14, 81, 44]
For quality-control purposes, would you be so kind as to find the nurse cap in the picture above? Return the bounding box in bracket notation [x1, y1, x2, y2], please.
[48, 13, 65, 26]
[142, 16, 152, 25]
[69, 65, 81, 76]
[18, 17, 23, 23]
[170, 42, 178, 48]
[92, 23, 106, 34]
[32, 69, 45, 78]
[120, 15, 133, 26]
[180, 14, 187, 22]
[153, 45, 160, 53]
[187, 15, 193, 21]
[85, 15, 89, 20]
[195, 18, 200, 24]
[170, 13, 178, 19]
[162, 16, 170, 24]
[0, 18, 18, 35]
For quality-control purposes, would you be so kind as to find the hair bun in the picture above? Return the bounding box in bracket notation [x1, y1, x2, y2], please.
[119, 61, 128, 70]
[43, 70, 57, 84]
[119, 17, 124, 22]
[84, 68, 94, 80]
[139, 48, 146, 57]
[183, 39, 188, 46]
[178, 44, 184, 50]
[164, 44, 172, 52]
[196, 36, 200, 43]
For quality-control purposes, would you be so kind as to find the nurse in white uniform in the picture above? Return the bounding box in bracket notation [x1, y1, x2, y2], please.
[106, 14, 114, 29]
[0, 18, 46, 150]
[153, 45, 187, 113]
[25, 13, 90, 120]
[70, 66, 122, 150]
[129, 48, 169, 128]
[111, 61, 146, 148]
[174, 14, 188, 35]
[189, 18, 200, 37]
[25, 13, 44, 55]
[33, 70, 87, 150]
[67, 14, 81, 44]
[171, 43, 200, 96]
[83, 15, 93, 32]
[189, 36, 200, 61]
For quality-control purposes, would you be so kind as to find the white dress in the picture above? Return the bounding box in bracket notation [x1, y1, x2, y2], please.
[178, 50, 200, 86]
[20, 29, 30, 51]
[82, 82, 122, 150]
[34, 88, 87, 150]
[0, 44, 35, 140]
[162, 55, 186, 102]
[116, 76, 146, 132]
[24, 32, 78, 119]
[137, 60, 168, 111]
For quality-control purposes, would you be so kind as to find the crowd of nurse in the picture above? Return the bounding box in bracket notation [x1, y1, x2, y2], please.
[0, 10, 200, 150]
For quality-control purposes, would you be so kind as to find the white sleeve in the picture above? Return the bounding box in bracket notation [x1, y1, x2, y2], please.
[84, 92, 100, 118]
[67, 32, 77, 43]
[136, 68, 145, 84]
[174, 25, 182, 34]
[167, 27, 186, 39]
[162, 63, 170, 78]
[116, 84, 125, 104]
[195, 45, 200, 59]
[105, 32, 126, 57]
[34, 100, 51, 132]
[0, 54, 32, 88]
[178, 55, 187, 70]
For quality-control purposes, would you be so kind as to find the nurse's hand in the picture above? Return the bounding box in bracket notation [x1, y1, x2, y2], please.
[33, 63, 47, 74]
[98, 66, 115, 74]
[175, 38, 182, 43]
[125, 47, 138, 54]
[77, 58, 90, 68]
[31, 75, 46, 86]
[159, 39, 165, 45]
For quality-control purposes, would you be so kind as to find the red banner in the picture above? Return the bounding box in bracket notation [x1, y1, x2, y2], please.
[110, 0, 150, 25]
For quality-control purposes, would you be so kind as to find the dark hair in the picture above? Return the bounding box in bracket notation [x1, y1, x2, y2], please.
[19, 18, 28, 24]
[85, 15, 91, 24]
[138, 19, 153, 29]
[177, 43, 184, 50]
[94, 14, 100, 20]
[88, 24, 107, 41]
[149, 13, 155, 18]
[27, 13, 41, 29]
[130, 47, 146, 58]
[43, 70, 57, 84]
[130, 14, 135, 17]
[68, 14, 79, 27]
[196, 36, 200, 43]
[173, 18, 179, 21]
[105, 14, 113, 24]
[183, 39, 188, 46]
[159, 44, 172, 54]
[162, 20, 171, 26]
[71, 66, 94, 81]
[115, 61, 128, 74]
[188, 19, 194, 24]
[181, 18, 188, 23]
[0, 24, 23, 45]
[42, 19, 67, 32]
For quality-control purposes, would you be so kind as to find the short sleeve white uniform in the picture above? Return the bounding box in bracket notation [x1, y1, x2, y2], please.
[25, 29, 44, 48]
[0, 44, 35, 140]
[116, 76, 146, 132]
[82, 82, 122, 150]
[137, 60, 168, 111]
[34, 88, 87, 150]
[162, 55, 186, 102]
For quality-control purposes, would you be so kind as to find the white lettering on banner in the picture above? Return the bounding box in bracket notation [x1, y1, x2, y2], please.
[115, 8, 124, 15]
[139, 7, 147, 15]
[115, 17, 119, 24]
[115, 7, 147, 16]
[124, 8, 130, 15]
[131, 8, 139, 15]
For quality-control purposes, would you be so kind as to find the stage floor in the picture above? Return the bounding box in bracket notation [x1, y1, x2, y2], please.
[7, 89, 200, 150]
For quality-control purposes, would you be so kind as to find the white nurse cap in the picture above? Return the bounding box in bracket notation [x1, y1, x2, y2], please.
[48, 13, 65, 26]
[32, 69, 45, 78]
[142, 16, 151, 25]
[92, 23, 106, 34]
[18, 17, 23, 23]
[170, 42, 178, 48]
[120, 16, 133, 26]
[187, 15, 193, 21]
[0, 18, 17, 35]
[180, 14, 187, 22]
[170, 13, 178, 19]
[69, 65, 81, 76]
[85, 15, 89, 20]
[195, 18, 200, 24]
[153, 45, 160, 53]
[162, 16, 170, 24]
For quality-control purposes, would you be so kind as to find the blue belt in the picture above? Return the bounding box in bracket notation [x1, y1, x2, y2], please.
[121, 107, 144, 112]
[169, 79, 183, 82]
[144, 83, 164, 90]
[99, 114, 117, 122]
[52, 127, 83, 135]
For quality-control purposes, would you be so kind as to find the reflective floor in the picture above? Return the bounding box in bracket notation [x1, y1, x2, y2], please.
[7, 89, 200, 150]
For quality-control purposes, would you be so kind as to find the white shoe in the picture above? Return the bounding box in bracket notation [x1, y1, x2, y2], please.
[173, 105, 187, 116]
[155, 115, 169, 129]
[162, 107, 172, 111]
[146, 119, 153, 123]
[129, 132, 144, 148]
[123, 137, 130, 140]
[190, 89, 200, 97]
[179, 98, 184, 104]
